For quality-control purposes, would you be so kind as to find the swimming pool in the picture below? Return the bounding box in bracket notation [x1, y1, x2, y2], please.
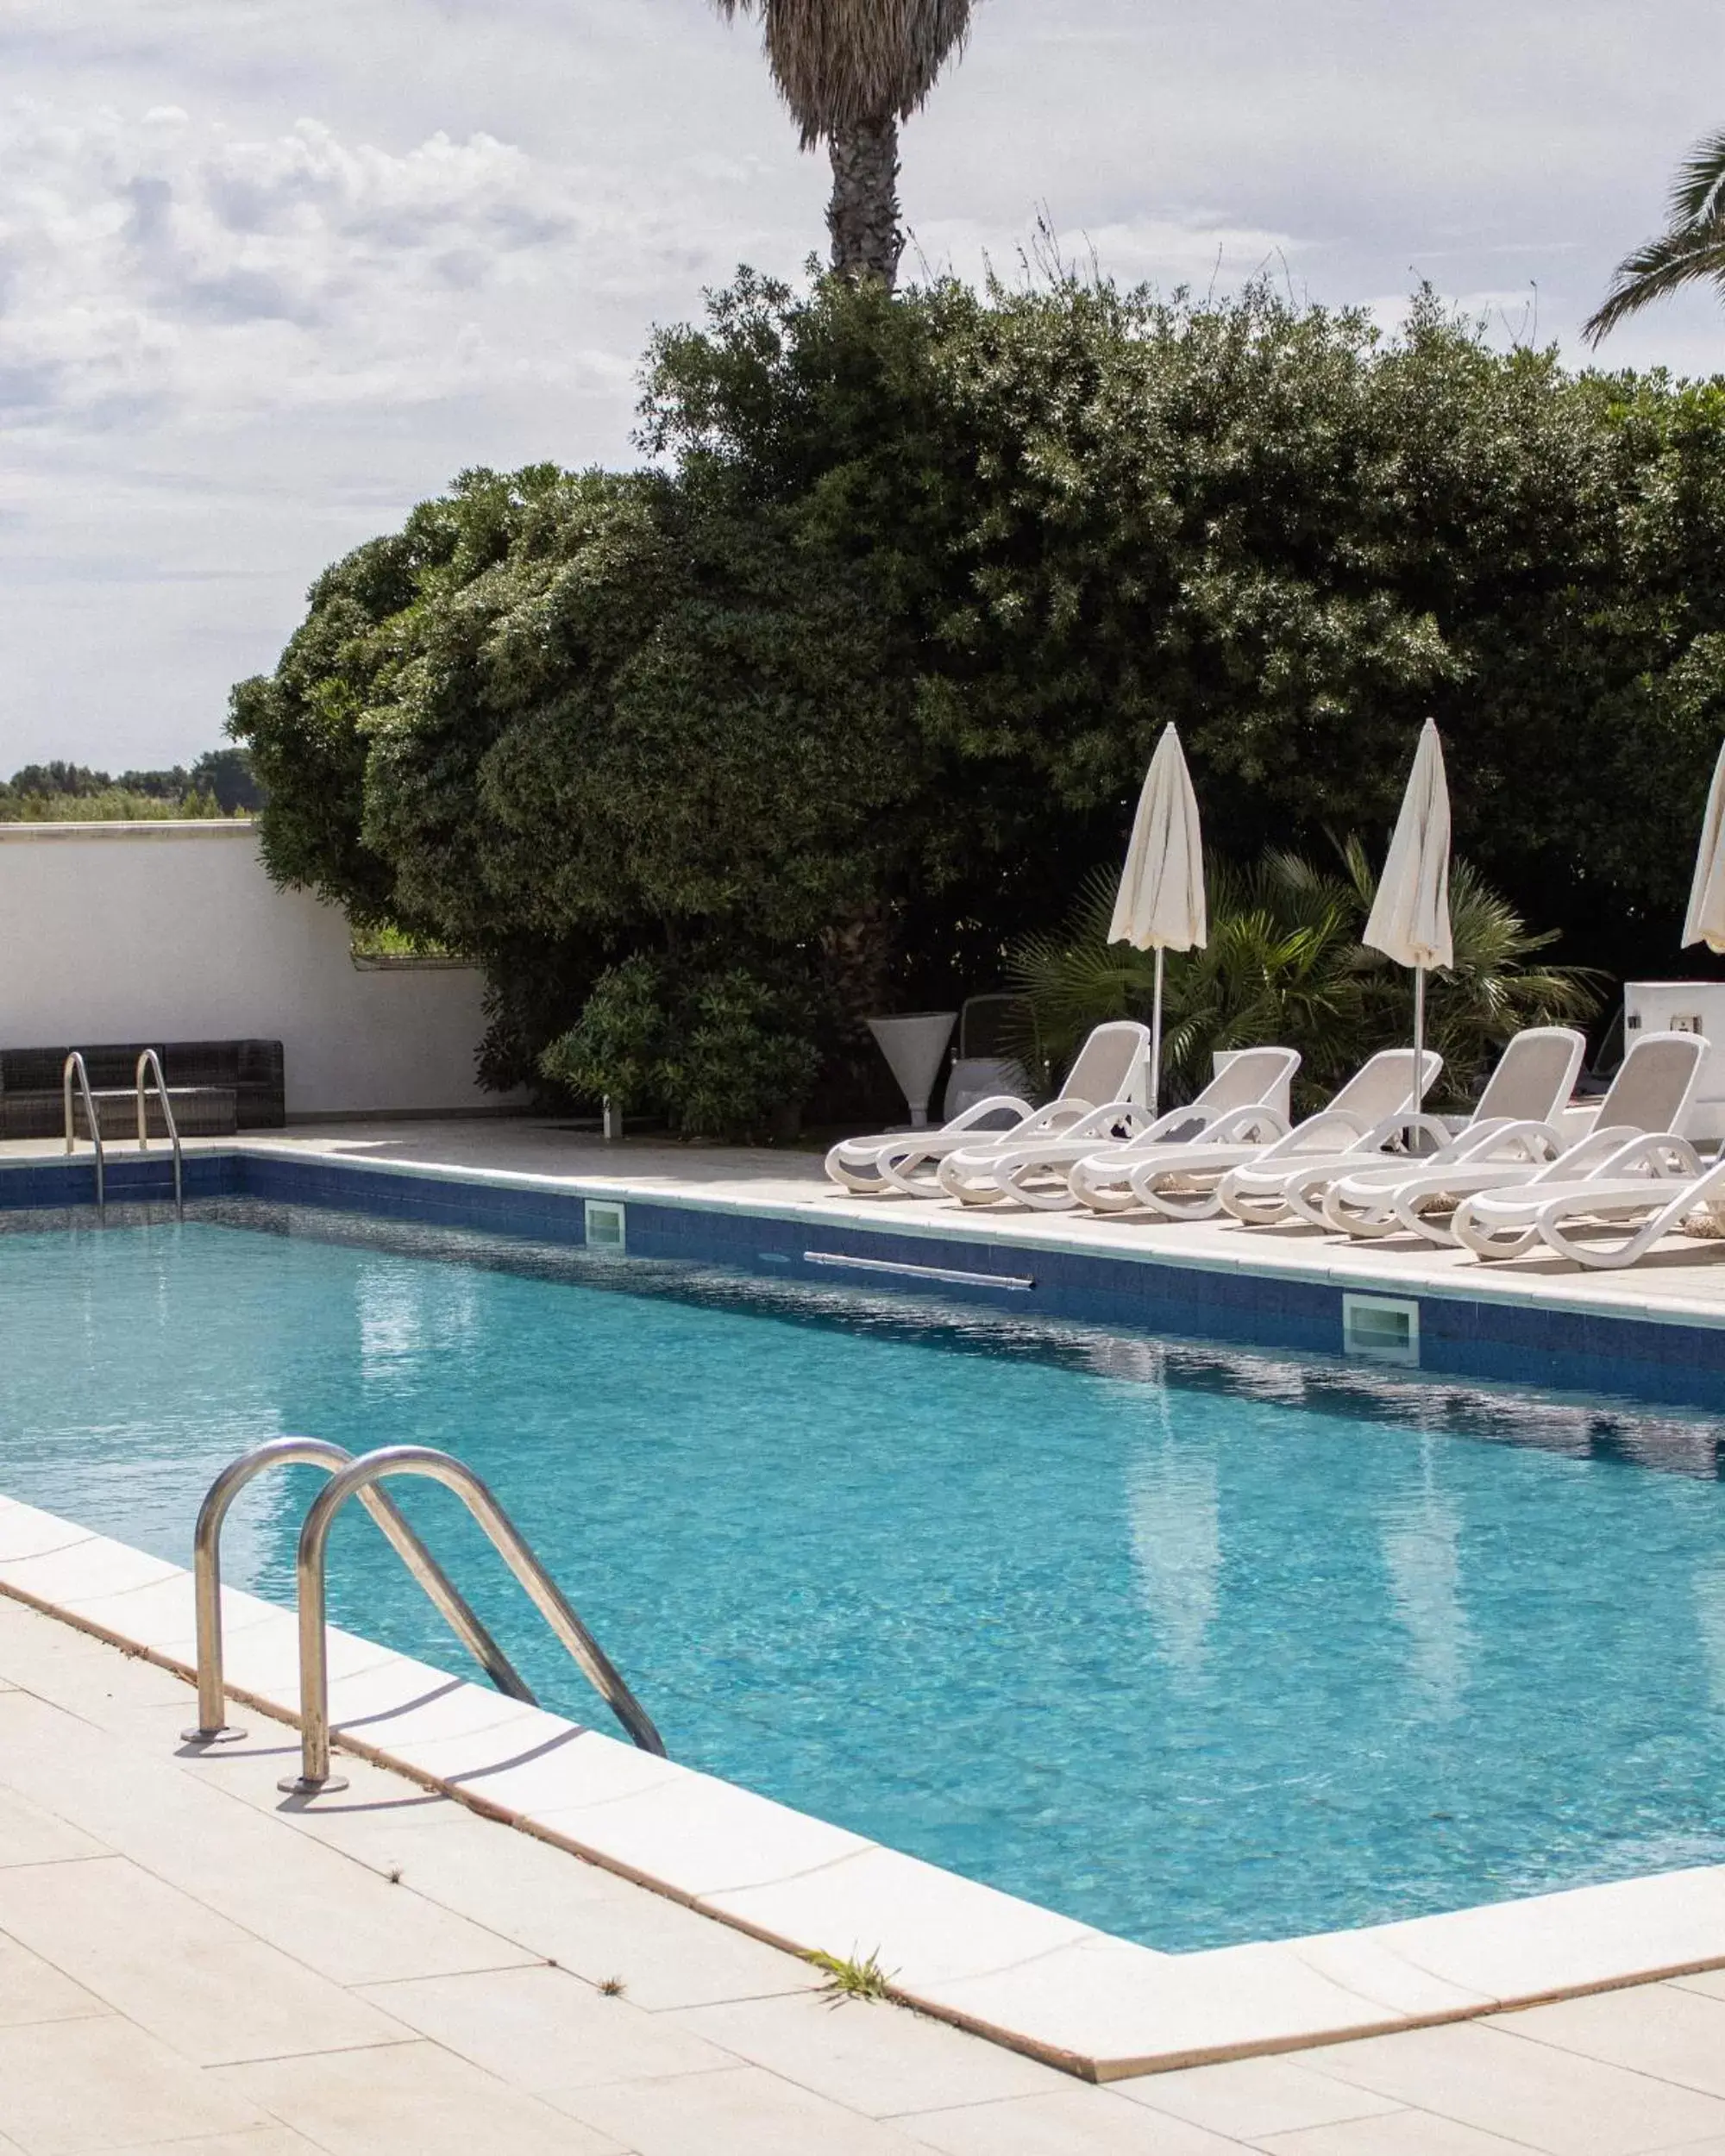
[3, 1197, 1725, 1953]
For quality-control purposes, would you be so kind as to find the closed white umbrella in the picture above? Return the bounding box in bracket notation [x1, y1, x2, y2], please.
[1683, 738, 1725, 954]
[1363, 717, 1452, 1110]
[1109, 724, 1208, 1117]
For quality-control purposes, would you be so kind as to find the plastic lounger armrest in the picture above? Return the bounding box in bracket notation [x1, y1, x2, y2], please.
[1437, 1117, 1527, 1161]
[1252, 1106, 1373, 1163]
[1044, 1097, 1156, 1143]
[1506, 1116, 1567, 1150]
[1552, 1129, 1703, 1182]
[1519, 1123, 1662, 1185]
[1193, 1104, 1290, 1146]
[1348, 1107, 1463, 1155]
[1394, 1109, 1472, 1153]
[942, 1094, 1035, 1132]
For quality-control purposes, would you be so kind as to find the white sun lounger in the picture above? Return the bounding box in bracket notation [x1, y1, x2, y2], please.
[1196, 1049, 1444, 1227]
[1312, 1027, 1588, 1238]
[1341, 1030, 1708, 1247]
[933, 1045, 1300, 1211]
[824, 1020, 1150, 1198]
[1064, 1047, 1438, 1222]
[1449, 1131, 1713, 1264]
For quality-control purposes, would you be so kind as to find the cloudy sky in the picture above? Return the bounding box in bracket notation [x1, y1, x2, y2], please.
[5, 0, 1722, 770]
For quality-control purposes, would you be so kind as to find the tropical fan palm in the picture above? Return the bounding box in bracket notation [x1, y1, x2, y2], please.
[1008, 853, 1371, 1112]
[708, 0, 975, 284]
[1009, 843, 1604, 1113]
[1585, 129, 1725, 344]
[1339, 838, 1606, 1097]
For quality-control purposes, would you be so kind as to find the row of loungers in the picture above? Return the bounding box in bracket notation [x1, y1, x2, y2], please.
[826, 1023, 1720, 1273]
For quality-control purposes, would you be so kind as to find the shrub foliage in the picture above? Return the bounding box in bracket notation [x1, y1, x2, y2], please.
[233, 269, 1725, 1136]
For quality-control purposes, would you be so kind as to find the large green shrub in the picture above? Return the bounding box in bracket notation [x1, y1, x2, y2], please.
[231, 268, 1725, 1114]
[539, 956, 819, 1140]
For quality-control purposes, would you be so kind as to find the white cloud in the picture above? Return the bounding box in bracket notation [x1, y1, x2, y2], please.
[3, 0, 1725, 768]
[0, 103, 743, 429]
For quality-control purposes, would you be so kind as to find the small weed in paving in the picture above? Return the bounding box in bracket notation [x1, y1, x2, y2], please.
[598, 1975, 627, 1996]
[806, 1949, 894, 2005]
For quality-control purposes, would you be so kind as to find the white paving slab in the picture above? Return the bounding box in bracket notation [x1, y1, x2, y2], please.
[7, 1579, 1725, 2150]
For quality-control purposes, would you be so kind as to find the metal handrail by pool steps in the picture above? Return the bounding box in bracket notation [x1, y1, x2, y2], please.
[279, 1445, 666, 1794]
[59, 1046, 185, 1219]
[134, 1048, 185, 1219]
[183, 1437, 536, 1746]
[60, 1051, 104, 1217]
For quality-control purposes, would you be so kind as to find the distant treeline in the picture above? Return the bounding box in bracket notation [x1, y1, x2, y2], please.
[0, 748, 262, 821]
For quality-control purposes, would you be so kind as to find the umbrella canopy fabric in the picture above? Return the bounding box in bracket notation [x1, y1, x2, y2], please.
[1364, 718, 1453, 973]
[1109, 725, 1208, 954]
[1109, 724, 1207, 1119]
[1684, 738, 1725, 955]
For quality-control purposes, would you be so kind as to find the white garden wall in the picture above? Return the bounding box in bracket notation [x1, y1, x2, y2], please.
[0, 821, 509, 1117]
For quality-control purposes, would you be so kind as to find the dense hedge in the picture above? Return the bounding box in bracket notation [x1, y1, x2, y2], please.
[232, 271, 1725, 1133]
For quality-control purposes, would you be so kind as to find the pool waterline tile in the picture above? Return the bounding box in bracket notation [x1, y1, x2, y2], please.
[14, 1134, 1725, 1409]
[3, 1495, 1724, 2086]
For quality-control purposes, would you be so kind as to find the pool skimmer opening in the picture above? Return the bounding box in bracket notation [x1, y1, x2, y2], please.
[1342, 1293, 1421, 1367]
[584, 1200, 627, 1253]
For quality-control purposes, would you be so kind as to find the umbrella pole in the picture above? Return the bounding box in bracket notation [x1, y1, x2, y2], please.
[1413, 964, 1427, 1112]
[1149, 946, 1164, 1121]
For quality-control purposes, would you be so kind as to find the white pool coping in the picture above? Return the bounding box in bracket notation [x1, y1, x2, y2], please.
[14, 1120, 1725, 1334]
[216, 1136, 1725, 1333]
[3, 1492, 1723, 2084]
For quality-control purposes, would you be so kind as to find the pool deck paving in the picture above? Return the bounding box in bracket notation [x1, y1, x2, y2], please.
[7, 1592, 1725, 2156]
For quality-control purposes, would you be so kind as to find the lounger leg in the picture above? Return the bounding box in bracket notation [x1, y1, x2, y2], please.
[1000, 1162, 1080, 1212]
[1319, 1189, 1400, 1238]
[1140, 1181, 1224, 1220]
[1539, 1198, 1686, 1270]
[879, 1149, 944, 1196]
[1389, 1191, 1469, 1246]
[1070, 1161, 1143, 1213]
[1219, 1191, 1292, 1226]
[1451, 1199, 1541, 1261]
[1279, 1174, 1339, 1229]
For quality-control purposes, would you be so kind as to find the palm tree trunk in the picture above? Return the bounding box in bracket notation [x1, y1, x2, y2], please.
[826, 116, 903, 285]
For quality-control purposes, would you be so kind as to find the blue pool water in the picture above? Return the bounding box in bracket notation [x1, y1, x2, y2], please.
[3, 1200, 1725, 1952]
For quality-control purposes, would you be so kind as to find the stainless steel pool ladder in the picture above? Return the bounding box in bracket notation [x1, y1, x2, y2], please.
[184, 1439, 666, 1796]
[61, 1050, 185, 1219]
[61, 1052, 104, 1218]
[134, 1050, 185, 1219]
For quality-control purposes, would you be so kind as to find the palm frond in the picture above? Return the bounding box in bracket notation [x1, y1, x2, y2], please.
[1584, 228, 1725, 342]
[1584, 130, 1725, 344]
[710, 0, 974, 142]
[1007, 840, 1604, 1113]
[1668, 128, 1725, 229]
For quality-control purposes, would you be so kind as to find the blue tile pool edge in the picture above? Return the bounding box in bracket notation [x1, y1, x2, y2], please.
[4, 1144, 1725, 1412]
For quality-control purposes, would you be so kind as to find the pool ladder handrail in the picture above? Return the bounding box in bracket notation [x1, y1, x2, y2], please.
[134, 1050, 185, 1219]
[283, 1446, 668, 1793]
[61, 1051, 104, 1218]
[185, 1440, 666, 1795]
[184, 1436, 536, 1748]
[61, 1050, 185, 1219]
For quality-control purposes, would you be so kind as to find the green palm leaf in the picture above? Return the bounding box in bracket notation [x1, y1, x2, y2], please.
[1007, 842, 1604, 1113]
[1585, 128, 1725, 344]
